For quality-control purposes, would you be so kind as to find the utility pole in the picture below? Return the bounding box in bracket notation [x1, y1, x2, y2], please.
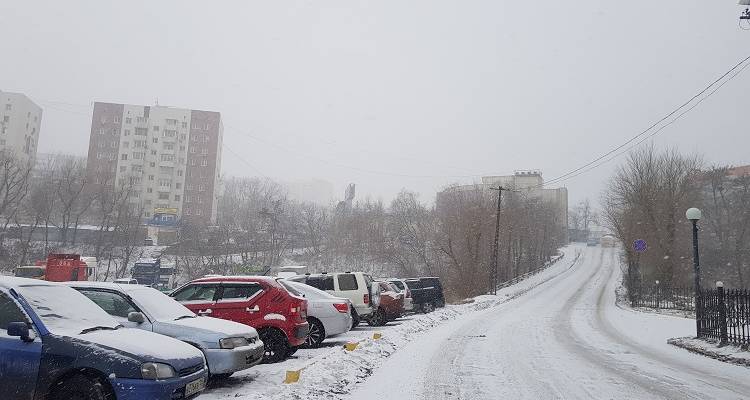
[490, 186, 509, 295]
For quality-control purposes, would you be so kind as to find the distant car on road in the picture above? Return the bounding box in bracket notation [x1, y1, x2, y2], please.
[67, 281, 264, 379]
[278, 279, 352, 348]
[170, 276, 309, 363]
[587, 237, 599, 246]
[0, 277, 208, 400]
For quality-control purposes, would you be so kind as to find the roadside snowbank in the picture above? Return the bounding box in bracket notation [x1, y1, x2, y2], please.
[668, 337, 750, 367]
[200, 246, 580, 399]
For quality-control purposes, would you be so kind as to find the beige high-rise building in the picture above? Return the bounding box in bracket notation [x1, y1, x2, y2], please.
[85, 102, 223, 226]
[0, 90, 43, 164]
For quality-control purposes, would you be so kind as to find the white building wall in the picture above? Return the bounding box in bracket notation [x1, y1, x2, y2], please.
[0, 91, 42, 164]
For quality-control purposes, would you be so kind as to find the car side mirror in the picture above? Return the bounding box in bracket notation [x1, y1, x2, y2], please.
[128, 312, 145, 324]
[7, 322, 34, 342]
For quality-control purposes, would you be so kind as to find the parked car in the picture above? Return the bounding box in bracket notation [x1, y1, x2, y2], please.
[66, 282, 264, 379]
[367, 281, 404, 326]
[587, 236, 599, 246]
[287, 272, 379, 329]
[387, 278, 414, 312]
[419, 277, 446, 308]
[170, 276, 309, 363]
[405, 277, 446, 313]
[0, 277, 208, 400]
[113, 278, 138, 285]
[277, 279, 352, 348]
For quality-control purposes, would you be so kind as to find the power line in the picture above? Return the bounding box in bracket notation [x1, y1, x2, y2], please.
[536, 53, 750, 190]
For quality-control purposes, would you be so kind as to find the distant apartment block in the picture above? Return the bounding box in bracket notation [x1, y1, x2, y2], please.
[85, 102, 223, 225]
[0, 90, 42, 164]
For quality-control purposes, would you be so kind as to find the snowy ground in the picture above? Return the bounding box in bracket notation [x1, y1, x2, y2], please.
[350, 245, 750, 400]
[198, 246, 582, 399]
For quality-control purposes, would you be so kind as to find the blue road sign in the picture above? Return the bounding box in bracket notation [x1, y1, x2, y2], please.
[633, 239, 647, 253]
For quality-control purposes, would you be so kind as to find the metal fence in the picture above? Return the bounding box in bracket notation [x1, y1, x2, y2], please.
[631, 284, 695, 312]
[631, 283, 750, 347]
[698, 287, 750, 347]
[496, 252, 568, 290]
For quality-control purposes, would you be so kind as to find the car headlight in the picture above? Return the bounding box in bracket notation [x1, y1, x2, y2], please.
[141, 362, 176, 380]
[219, 337, 249, 349]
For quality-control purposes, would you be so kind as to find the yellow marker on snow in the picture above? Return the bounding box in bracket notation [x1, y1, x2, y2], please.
[373, 332, 382, 340]
[344, 342, 359, 351]
[284, 369, 302, 384]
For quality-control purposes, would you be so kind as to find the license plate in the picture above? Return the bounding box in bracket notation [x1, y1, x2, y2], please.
[185, 377, 206, 397]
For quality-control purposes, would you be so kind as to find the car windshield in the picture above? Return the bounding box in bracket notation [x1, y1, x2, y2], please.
[127, 287, 195, 321]
[16, 284, 120, 335]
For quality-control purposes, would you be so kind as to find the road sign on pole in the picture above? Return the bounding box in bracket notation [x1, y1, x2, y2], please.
[633, 239, 647, 253]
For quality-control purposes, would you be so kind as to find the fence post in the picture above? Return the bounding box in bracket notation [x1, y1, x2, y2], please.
[716, 281, 728, 345]
[655, 280, 660, 309]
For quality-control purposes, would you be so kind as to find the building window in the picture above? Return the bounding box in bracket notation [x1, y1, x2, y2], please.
[134, 140, 146, 148]
[196, 209, 202, 216]
[134, 127, 148, 136]
[181, 122, 187, 128]
[151, 150, 157, 155]
[133, 152, 145, 160]
[114, 116, 120, 123]
[175, 182, 182, 189]
[198, 185, 205, 192]
[160, 154, 175, 162]
[148, 175, 154, 181]
[174, 195, 181, 201]
[159, 179, 171, 188]
[158, 193, 170, 200]
[163, 129, 176, 138]
[119, 166, 126, 173]
[125, 117, 132, 124]
[153, 125, 160, 132]
[147, 188, 153, 193]
[177, 170, 183, 177]
[98, 142, 105, 148]
[124, 129, 130, 136]
[110, 141, 117, 148]
[121, 154, 128, 160]
[152, 137, 158, 143]
[167, 119, 177, 126]
[190, 159, 197, 166]
[201, 158, 208, 167]
[98, 127, 105, 135]
[4, 104, 10, 111]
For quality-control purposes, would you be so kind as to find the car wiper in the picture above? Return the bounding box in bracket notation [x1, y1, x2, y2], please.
[80, 325, 121, 334]
[174, 315, 197, 320]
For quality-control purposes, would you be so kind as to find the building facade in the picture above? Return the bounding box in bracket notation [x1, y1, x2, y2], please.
[85, 102, 223, 225]
[0, 90, 43, 164]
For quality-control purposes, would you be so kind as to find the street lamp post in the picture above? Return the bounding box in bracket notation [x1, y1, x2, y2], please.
[686, 207, 702, 337]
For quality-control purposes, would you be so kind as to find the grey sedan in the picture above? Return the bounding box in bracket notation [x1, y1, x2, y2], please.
[65, 281, 265, 378]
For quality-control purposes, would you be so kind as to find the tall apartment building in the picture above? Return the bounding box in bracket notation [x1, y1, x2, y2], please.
[0, 90, 43, 164]
[85, 102, 223, 225]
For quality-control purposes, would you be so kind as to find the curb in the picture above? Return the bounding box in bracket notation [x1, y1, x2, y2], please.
[667, 337, 750, 368]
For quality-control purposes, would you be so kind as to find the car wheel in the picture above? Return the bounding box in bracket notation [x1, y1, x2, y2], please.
[287, 346, 299, 357]
[305, 318, 326, 348]
[259, 329, 289, 363]
[51, 374, 109, 400]
[422, 302, 435, 313]
[351, 308, 360, 329]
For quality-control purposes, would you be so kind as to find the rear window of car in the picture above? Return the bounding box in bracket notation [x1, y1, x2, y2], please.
[405, 280, 422, 289]
[79, 290, 137, 318]
[172, 284, 219, 302]
[337, 274, 359, 291]
[277, 280, 304, 297]
[389, 280, 405, 291]
[220, 284, 262, 301]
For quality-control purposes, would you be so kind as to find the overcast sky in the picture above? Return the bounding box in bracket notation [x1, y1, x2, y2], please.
[1, 0, 748, 207]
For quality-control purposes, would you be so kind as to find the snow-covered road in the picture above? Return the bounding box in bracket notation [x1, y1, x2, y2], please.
[350, 245, 750, 400]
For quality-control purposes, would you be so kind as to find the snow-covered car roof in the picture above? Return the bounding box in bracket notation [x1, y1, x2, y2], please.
[0, 276, 57, 289]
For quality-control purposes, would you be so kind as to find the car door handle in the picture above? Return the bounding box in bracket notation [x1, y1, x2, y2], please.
[198, 309, 213, 315]
[246, 306, 260, 313]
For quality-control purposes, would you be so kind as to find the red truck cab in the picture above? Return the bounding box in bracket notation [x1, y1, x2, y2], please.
[170, 276, 309, 363]
[31, 254, 90, 282]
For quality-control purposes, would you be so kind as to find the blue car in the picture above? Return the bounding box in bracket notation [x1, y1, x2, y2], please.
[0, 277, 208, 400]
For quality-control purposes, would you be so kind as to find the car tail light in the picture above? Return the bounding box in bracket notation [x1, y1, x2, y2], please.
[364, 293, 370, 305]
[333, 303, 349, 313]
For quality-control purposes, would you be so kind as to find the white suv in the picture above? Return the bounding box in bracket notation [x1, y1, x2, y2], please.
[287, 272, 379, 328]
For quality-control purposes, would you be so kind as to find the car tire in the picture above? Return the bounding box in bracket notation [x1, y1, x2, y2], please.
[287, 346, 299, 357]
[367, 308, 386, 327]
[422, 302, 435, 313]
[259, 328, 289, 364]
[351, 308, 360, 329]
[50, 374, 110, 400]
[305, 318, 326, 348]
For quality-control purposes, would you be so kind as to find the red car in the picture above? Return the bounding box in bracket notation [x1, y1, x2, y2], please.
[170, 276, 309, 363]
[367, 281, 405, 326]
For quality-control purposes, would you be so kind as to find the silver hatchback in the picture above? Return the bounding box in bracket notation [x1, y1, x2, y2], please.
[66, 281, 265, 378]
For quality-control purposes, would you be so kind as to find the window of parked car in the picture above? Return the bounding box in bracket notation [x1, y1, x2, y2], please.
[389, 280, 405, 291]
[172, 284, 219, 302]
[79, 290, 138, 319]
[337, 274, 358, 291]
[218, 284, 262, 302]
[306, 275, 334, 291]
[0, 292, 28, 331]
